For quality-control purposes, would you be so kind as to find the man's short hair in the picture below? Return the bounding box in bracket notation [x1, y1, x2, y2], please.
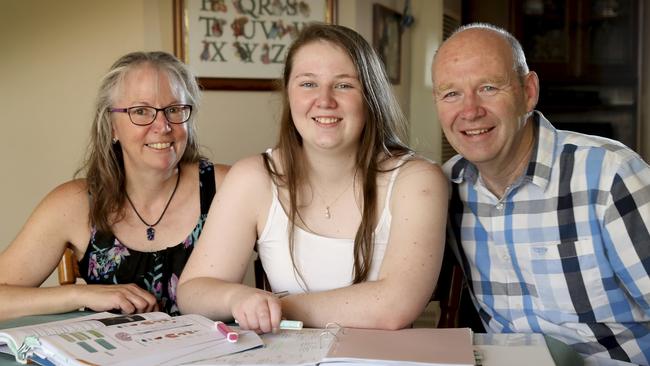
[450, 23, 529, 80]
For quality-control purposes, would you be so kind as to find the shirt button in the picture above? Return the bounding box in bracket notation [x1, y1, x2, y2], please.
[496, 203, 504, 210]
[502, 254, 509, 261]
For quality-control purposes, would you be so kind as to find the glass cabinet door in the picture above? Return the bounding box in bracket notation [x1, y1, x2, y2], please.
[514, 0, 579, 81]
[582, 0, 639, 83]
[514, 0, 640, 82]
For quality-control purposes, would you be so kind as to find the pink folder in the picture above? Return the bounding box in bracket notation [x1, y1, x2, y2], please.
[322, 327, 475, 365]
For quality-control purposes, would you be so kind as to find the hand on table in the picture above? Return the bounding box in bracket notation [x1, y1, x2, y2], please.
[230, 288, 282, 334]
[82, 283, 159, 314]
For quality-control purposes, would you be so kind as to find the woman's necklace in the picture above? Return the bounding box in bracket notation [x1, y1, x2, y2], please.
[312, 178, 354, 219]
[125, 166, 181, 241]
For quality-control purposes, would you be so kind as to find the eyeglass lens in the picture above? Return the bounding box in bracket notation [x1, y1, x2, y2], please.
[128, 105, 191, 125]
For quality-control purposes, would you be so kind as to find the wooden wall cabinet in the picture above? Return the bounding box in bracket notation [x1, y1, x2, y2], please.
[512, 0, 640, 84]
[462, 0, 644, 151]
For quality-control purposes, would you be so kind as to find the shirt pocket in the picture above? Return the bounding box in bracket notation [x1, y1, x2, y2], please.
[527, 239, 607, 315]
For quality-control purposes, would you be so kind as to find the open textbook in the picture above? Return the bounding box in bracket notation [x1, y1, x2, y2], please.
[0, 312, 263, 366]
[191, 326, 475, 366]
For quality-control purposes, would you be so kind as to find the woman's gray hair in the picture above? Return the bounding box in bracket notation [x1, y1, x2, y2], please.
[94, 51, 201, 165]
[80, 51, 203, 232]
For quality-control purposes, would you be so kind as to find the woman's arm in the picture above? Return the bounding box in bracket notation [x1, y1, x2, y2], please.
[279, 159, 448, 329]
[0, 180, 157, 321]
[178, 155, 281, 331]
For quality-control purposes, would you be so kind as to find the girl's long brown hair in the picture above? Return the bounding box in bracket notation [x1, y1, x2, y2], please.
[263, 24, 412, 289]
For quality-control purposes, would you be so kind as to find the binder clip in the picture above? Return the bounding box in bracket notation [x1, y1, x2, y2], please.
[319, 322, 342, 349]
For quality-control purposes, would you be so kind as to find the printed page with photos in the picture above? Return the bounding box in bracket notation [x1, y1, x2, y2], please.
[0, 312, 164, 362]
[30, 314, 263, 366]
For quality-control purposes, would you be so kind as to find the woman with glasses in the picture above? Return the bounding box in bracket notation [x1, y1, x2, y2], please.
[0, 51, 229, 320]
[177, 24, 448, 332]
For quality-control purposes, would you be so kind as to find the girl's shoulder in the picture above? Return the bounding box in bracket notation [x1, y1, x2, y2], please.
[219, 154, 275, 195]
[230, 153, 272, 176]
[381, 154, 447, 196]
[380, 153, 442, 176]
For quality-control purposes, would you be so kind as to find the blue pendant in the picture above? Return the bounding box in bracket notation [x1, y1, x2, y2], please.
[146, 227, 155, 241]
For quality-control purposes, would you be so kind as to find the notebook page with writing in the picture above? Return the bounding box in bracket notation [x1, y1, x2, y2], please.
[322, 327, 475, 366]
[186, 328, 332, 365]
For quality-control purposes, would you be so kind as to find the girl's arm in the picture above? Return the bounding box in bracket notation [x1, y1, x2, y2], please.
[279, 159, 448, 329]
[178, 155, 282, 332]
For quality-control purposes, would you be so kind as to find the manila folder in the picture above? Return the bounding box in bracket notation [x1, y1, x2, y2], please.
[322, 327, 474, 365]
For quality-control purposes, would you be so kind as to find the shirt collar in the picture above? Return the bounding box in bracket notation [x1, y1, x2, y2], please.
[448, 111, 557, 191]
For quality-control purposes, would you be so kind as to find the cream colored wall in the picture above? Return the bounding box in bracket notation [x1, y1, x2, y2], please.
[0, 0, 443, 287]
[0, 0, 168, 285]
[343, 0, 442, 162]
[407, 0, 442, 162]
[351, 0, 413, 121]
[0, 0, 283, 286]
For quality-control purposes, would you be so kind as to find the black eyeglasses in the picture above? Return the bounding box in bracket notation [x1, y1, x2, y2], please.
[109, 104, 192, 126]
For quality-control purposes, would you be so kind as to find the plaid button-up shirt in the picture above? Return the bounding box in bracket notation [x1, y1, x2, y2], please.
[444, 112, 650, 366]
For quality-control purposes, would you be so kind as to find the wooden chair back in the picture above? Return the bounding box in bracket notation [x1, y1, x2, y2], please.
[432, 244, 486, 331]
[253, 255, 271, 291]
[57, 247, 80, 285]
[431, 260, 465, 328]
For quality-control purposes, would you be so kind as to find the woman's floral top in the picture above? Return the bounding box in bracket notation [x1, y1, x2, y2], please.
[79, 160, 216, 315]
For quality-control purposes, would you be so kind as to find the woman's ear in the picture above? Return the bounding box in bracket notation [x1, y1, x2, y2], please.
[111, 120, 119, 144]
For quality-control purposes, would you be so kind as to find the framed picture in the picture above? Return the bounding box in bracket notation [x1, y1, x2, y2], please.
[372, 4, 402, 84]
[173, 0, 337, 91]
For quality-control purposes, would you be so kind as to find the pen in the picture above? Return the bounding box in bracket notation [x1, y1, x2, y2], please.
[273, 290, 289, 298]
[233, 319, 303, 330]
[215, 321, 238, 343]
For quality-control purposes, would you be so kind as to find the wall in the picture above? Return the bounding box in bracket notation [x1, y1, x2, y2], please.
[351, 0, 413, 123]
[407, 0, 442, 160]
[0, 0, 442, 286]
[340, 0, 443, 161]
[0, 0, 283, 286]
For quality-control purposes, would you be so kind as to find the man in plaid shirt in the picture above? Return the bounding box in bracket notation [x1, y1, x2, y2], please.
[433, 23, 650, 365]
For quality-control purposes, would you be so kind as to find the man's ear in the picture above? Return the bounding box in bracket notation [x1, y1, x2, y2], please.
[523, 71, 540, 113]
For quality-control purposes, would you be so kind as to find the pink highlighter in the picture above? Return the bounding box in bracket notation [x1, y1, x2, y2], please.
[215, 321, 239, 343]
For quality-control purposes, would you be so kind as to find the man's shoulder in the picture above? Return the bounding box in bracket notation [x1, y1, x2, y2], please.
[556, 129, 643, 165]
